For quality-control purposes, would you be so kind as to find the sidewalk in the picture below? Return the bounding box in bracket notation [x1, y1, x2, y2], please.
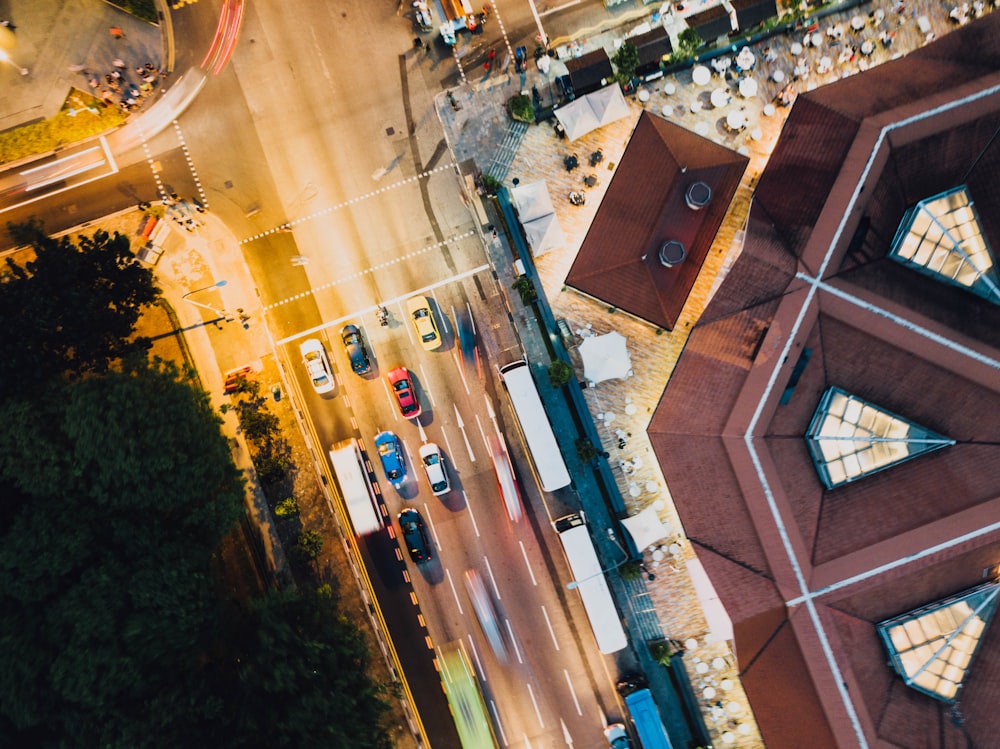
[0, 0, 164, 134]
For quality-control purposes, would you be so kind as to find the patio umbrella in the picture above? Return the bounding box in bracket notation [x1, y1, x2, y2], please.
[692, 65, 711, 85]
[579, 331, 631, 383]
[739, 77, 758, 97]
[710, 87, 730, 108]
[726, 110, 746, 130]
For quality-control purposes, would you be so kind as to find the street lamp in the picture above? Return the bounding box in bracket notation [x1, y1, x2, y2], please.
[567, 556, 629, 590]
[182, 279, 231, 320]
[0, 49, 29, 76]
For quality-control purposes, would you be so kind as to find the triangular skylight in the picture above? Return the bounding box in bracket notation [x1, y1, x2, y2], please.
[889, 186, 1000, 304]
[805, 387, 954, 489]
[877, 583, 999, 703]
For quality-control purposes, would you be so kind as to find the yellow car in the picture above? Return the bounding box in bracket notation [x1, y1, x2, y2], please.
[406, 295, 441, 351]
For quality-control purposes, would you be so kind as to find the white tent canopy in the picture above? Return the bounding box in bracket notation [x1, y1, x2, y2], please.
[511, 180, 565, 255]
[579, 331, 631, 383]
[555, 85, 631, 142]
[686, 557, 734, 643]
[621, 505, 672, 550]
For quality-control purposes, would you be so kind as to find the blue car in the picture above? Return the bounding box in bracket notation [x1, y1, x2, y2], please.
[375, 431, 406, 489]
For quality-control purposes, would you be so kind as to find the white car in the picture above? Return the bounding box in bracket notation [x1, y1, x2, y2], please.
[299, 339, 335, 394]
[419, 442, 450, 496]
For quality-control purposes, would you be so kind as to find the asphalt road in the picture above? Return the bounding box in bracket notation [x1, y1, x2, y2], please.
[0, 0, 630, 744]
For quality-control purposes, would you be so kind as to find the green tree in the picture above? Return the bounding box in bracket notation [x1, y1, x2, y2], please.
[548, 359, 574, 388]
[0, 221, 159, 396]
[0, 363, 244, 744]
[611, 41, 639, 86]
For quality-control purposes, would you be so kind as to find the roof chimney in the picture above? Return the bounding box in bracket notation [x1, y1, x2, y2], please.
[659, 240, 687, 267]
[685, 181, 712, 210]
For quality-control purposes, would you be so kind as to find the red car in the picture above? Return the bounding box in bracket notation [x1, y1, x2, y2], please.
[387, 366, 421, 418]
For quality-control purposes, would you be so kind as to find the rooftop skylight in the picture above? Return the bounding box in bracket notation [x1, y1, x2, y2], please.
[805, 387, 954, 489]
[889, 186, 1000, 304]
[877, 583, 999, 703]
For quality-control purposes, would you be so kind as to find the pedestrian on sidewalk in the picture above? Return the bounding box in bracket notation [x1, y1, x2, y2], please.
[109, 26, 125, 39]
[112, 58, 126, 69]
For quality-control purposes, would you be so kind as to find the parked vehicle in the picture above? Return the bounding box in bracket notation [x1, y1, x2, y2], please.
[375, 431, 406, 489]
[604, 723, 632, 749]
[407, 295, 441, 350]
[300, 339, 335, 394]
[616, 675, 673, 749]
[387, 366, 421, 418]
[419, 442, 451, 496]
[341, 324, 372, 375]
[399, 508, 432, 562]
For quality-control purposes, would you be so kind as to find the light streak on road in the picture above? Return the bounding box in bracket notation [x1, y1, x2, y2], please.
[518, 541, 537, 586]
[201, 0, 246, 75]
[541, 606, 560, 651]
[109, 71, 208, 153]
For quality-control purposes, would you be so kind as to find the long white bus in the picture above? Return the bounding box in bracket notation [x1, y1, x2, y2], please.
[555, 513, 628, 654]
[498, 360, 571, 492]
[328, 439, 383, 536]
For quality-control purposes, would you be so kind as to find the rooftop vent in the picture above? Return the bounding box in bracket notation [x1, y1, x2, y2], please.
[685, 181, 712, 210]
[659, 240, 687, 267]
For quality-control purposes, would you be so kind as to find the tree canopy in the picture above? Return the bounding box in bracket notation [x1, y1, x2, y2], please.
[0, 221, 159, 397]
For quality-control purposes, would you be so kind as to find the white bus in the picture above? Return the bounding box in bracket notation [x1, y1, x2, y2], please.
[555, 513, 628, 654]
[498, 360, 571, 492]
[328, 439, 383, 536]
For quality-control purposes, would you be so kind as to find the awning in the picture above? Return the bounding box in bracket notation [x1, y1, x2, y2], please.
[621, 505, 671, 550]
[554, 85, 630, 142]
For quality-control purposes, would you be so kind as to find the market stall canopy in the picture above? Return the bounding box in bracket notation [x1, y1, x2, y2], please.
[579, 330, 631, 383]
[511, 181, 565, 255]
[554, 85, 630, 141]
[621, 505, 671, 550]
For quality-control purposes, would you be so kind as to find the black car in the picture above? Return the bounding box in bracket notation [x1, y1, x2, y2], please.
[341, 324, 372, 375]
[398, 508, 432, 563]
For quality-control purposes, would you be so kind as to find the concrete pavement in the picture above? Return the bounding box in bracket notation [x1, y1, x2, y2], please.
[0, 0, 165, 136]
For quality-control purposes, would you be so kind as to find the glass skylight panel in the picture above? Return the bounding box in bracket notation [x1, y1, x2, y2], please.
[889, 186, 1000, 303]
[877, 583, 999, 703]
[805, 387, 954, 489]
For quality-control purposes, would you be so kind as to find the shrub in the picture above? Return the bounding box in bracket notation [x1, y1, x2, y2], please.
[512, 276, 537, 305]
[275, 497, 299, 519]
[508, 94, 535, 123]
[611, 42, 639, 86]
[256, 454, 291, 485]
[480, 174, 503, 196]
[292, 529, 324, 563]
[575, 438, 599, 463]
[547, 360, 574, 388]
[620, 560, 642, 581]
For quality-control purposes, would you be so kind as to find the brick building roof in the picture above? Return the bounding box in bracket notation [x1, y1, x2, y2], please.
[565, 111, 747, 330]
[648, 16, 1000, 748]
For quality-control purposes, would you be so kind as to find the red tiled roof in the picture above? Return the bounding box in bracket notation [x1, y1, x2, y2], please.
[649, 15, 1000, 749]
[566, 111, 747, 329]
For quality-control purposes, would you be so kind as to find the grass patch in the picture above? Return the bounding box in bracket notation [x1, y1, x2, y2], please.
[0, 89, 128, 166]
[108, 0, 159, 23]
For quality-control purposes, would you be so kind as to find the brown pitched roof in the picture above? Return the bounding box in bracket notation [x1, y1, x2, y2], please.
[566, 111, 747, 329]
[649, 15, 1000, 749]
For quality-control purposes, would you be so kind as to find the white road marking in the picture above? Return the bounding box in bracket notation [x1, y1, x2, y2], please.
[542, 606, 560, 651]
[526, 683, 544, 728]
[519, 541, 537, 586]
[563, 670, 582, 716]
[274, 262, 490, 344]
[446, 568, 464, 615]
[483, 555, 501, 600]
[505, 619, 523, 664]
[464, 489, 481, 538]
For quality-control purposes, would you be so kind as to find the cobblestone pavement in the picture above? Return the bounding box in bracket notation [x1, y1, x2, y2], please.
[438, 1, 995, 746]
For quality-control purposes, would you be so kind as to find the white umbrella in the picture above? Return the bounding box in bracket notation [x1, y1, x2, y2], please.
[726, 110, 746, 130]
[579, 331, 631, 383]
[710, 88, 730, 108]
[738, 77, 758, 97]
[736, 47, 755, 70]
[692, 65, 711, 85]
